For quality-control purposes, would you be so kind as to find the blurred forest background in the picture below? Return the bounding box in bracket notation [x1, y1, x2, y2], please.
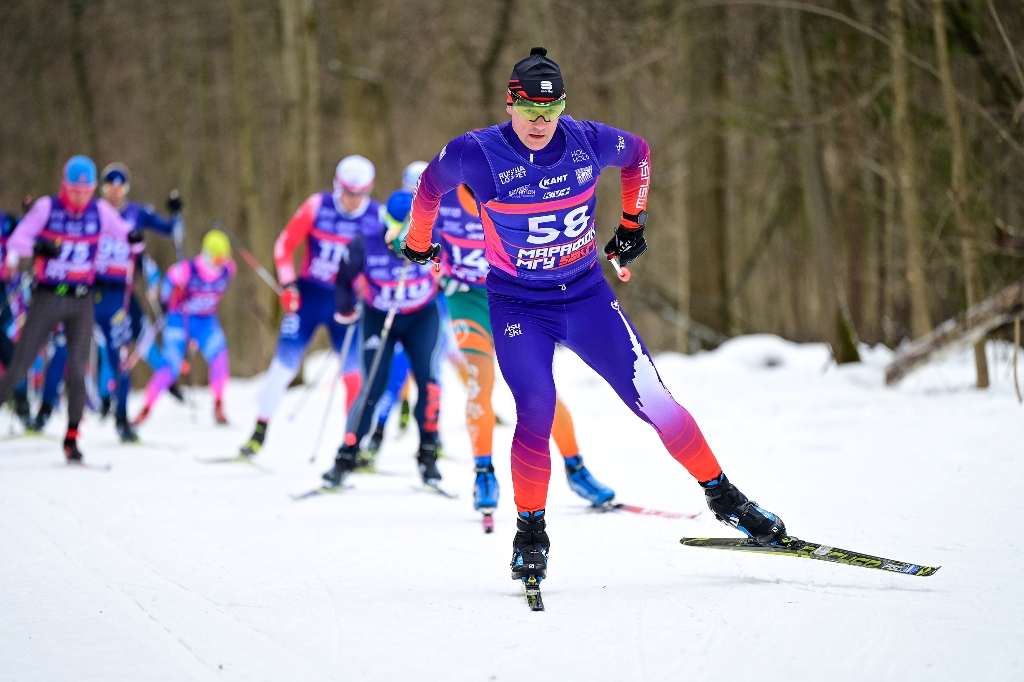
[2, 0, 1024, 383]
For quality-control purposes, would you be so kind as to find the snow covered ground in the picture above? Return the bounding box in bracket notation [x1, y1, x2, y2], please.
[2, 335, 1022, 681]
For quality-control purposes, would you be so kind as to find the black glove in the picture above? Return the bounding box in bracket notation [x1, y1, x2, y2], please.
[167, 190, 183, 214]
[128, 230, 145, 244]
[400, 239, 440, 265]
[603, 223, 647, 266]
[33, 239, 60, 258]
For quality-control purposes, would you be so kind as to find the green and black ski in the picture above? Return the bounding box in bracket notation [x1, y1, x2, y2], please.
[523, 576, 545, 612]
[680, 537, 939, 577]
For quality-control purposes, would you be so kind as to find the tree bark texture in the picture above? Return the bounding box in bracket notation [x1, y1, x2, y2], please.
[932, 0, 989, 388]
[888, 0, 933, 339]
[781, 9, 855, 360]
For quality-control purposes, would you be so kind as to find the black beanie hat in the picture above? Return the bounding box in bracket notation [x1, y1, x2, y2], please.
[508, 47, 564, 103]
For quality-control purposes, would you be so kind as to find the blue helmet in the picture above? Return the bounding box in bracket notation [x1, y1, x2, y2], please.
[63, 155, 97, 186]
[384, 190, 414, 257]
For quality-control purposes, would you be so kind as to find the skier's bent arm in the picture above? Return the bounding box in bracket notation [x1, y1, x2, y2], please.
[583, 122, 652, 229]
[5, 196, 52, 261]
[273, 194, 322, 286]
[136, 204, 176, 236]
[406, 135, 478, 254]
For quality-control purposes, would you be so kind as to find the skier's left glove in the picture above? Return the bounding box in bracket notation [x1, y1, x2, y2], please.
[603, 222, 647, 267]
[167, 190, 183, 214]
[33, 239, 61, 259]
[334, 308, 360, 325]
[400, 239, 440, 265]
[1, 251, 19, 280]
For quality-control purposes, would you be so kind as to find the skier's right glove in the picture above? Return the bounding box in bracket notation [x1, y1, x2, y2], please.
[279, 284, 300, 313]
[167, 190, 183, 214]
[603, 223, 647, 267]
[400, 239, 440, 265]
[33, 239, 60, 259]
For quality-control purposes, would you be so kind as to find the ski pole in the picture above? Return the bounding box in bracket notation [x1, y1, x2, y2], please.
[606, 253, 631, 282]
[170, 190, 185, 262]
[122, 314, 166, 372]
[218, 223, 284, 296]
[340, 263, 409, 454]
[308, 366, 339, 465]
[291, 317, 359, 423]
[288, 350, 337, 422]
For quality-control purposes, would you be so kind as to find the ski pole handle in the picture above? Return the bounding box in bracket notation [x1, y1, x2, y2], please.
[607, 253, 631, 282]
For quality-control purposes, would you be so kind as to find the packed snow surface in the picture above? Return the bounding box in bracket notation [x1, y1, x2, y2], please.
[2, 335, 1022, 681]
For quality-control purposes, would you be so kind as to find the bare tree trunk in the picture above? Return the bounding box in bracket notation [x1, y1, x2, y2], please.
[781, 9, 855, 360]
[932, 0, 989, 388]
[474, 0, 517, 127]
[280, 0, 320, 222]
[860, 149, 881, 343]
[673, 144, 691, 353]
[882, 161, 897, 348]
[68, 0, 98, 158]
[888, 0, 932, 339]
[724, 5, 754, 337]
[686, 6, 726, 335]
[301, 0, 320, 194]
[230, 0, 273, 366]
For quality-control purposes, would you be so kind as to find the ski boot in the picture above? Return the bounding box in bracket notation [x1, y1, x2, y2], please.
[322, 446, 357, 488]
[564, 455, 615, 507]
[511, 510, 549, 582]
[240, 421, 267, 457]
[416, 442, 442, 485]
[168, 382, 185, 403]
[214, 399, 228, 425]
[399, 399, 411, 432]
[99, 397, 112, 420]
[63, 429, 83, 462]
[30, 403, 54, 433]
[474, 456, 499, 532]
[473, 456, 499, 511]
[357, 424, 385, 470]
[701, 473, 786, 546]
[116, 417, 139, 443]
[13, 393, 32, 429]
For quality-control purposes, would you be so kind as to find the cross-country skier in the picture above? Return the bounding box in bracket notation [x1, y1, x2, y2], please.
[436, 184, 616, 521]
[359, 161, 429, 466]
[133, 229, 235, 425]
[322, 189, 444, 488]
[0, 208, 34, 427]
[0, 156, 141, 461]
[30, 163, 181, 441]
[236, 156, 375, 458]
[402, 48, 786, 586]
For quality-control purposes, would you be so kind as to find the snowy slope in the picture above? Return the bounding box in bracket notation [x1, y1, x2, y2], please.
[2, 336, 1022, 681]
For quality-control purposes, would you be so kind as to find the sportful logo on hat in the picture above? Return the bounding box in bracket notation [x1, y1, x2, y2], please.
[508, 47, 564, 103]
